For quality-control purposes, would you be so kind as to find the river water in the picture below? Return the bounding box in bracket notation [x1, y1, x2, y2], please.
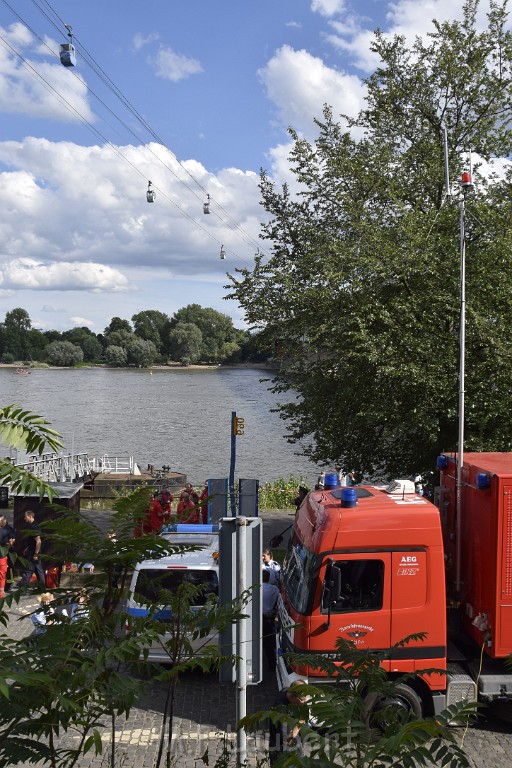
[0, 367, 318, 486]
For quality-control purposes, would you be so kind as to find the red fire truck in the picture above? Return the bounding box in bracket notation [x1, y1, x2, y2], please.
[276, 454, 512, 718]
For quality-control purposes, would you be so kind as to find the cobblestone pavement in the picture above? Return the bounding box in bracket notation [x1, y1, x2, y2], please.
[2, 509, 512, 767]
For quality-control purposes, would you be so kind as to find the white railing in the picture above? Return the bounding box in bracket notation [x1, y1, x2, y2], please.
[89, 455, 139, 475]
[14, 452, 93, 482]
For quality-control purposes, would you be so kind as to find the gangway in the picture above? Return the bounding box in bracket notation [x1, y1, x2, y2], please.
[11, 452, 94, 483]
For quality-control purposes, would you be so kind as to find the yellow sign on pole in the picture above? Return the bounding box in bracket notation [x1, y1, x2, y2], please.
[233, 416, 245, 436]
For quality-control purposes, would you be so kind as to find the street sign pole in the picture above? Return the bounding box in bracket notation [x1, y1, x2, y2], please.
[236, 516, 247, 767]
[229, 412, 236, 516]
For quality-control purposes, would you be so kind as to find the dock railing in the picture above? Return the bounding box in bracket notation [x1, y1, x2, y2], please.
[89, 455, 139, 475]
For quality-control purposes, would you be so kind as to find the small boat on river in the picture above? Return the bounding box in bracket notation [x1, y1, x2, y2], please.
[14, 368, 31, 374]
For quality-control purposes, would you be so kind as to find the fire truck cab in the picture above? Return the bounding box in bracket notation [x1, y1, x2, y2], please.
[276, 480, 478, 716]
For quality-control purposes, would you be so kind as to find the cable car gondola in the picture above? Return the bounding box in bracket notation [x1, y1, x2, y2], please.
[59, 25, 76, 68]
[219, 245, 226, 260]
[146, 181, 155, 203]
[203, 194, 210, 214]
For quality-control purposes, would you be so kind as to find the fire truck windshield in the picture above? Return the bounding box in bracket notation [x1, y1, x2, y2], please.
[281, 535, 318, 614]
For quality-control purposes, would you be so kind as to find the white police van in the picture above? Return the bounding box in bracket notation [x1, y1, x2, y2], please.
[127, 524, 219, 663]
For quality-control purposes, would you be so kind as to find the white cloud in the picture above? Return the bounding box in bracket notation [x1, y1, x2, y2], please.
[69, 316, 95, 327]
[323, 0, 503, 73]
[151, 46, 203, 82]
[0, 137, 262, 303]
[0, 24, 94, 122]
[311, 0, 346, 17]
[258, 45, 365, 140]
[133, 32, 160, 51]
[0, 258, 129, 291]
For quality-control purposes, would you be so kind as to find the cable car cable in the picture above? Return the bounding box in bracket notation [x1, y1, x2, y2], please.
[26, 0, 267, 256]
[0, 4, 263, 266]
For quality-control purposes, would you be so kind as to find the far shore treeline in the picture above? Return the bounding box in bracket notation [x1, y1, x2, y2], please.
[0, 306, 269, 368]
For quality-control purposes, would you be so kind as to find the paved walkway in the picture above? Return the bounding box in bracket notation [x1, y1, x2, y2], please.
[2, 509, 512, 767]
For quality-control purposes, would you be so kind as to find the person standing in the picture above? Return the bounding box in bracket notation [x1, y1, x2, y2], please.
[160, 486, 173, 524]
[317, 470, 326, 488]
[19, 510, 45, 586]
[177, 492, 199, 524]
[262, 549, 281, 585]
[262, 569, 280, 672]
[147, 492, 165, 533]
[335, 465, 346, 487]
[199, 481, 209, 523]
[0, 515, 15, 598]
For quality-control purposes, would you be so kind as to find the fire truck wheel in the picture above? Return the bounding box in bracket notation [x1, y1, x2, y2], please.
[363, 683, 423, 731]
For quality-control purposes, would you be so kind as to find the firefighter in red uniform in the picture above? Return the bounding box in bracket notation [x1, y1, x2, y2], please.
[176, 492, 199, 524]
[147, 492, 165, 533]
[199, 481, 209, 524]
[160, 486, 173, 525]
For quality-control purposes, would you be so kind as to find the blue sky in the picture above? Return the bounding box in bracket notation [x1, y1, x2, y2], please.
[0, 0, 500, 334]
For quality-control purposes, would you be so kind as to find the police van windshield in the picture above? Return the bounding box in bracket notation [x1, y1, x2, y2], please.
[135, 569, 218, 606]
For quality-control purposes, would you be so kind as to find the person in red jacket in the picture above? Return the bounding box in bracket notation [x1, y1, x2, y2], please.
[147, 492, 165, 533]
[176, 492, 199, 524]
[199, 481, 209, 524]
[160, 486, 173, 525]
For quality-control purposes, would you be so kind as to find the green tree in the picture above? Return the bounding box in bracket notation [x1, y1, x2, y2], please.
[127, 337, 157, 367]
[171, 304, 241, 363]
[1, 308, 32, 360]
[105, 344, 128, 366]
[168, 322, 203, 363]
[103, 317, 132, 335]
[132, 310, 170, 354]
[228, 0, 512, 478]
[26, 328, 48, 362]
[62, 327, 102, 361]
[45, 341, 84, 367]
[103, 329, 133, 349]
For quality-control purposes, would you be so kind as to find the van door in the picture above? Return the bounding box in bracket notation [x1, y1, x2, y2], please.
[309, 553, 392, 657]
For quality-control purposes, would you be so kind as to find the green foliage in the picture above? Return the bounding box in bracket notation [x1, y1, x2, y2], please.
[242, 637, 475, 767]
[227, 0, 512, 477]
[0, 484, 240, 768]
[104, 344, 128, 367]
[131, 310, 170, 353]
[0, 403, 62, 454]
[259, 475, 308, 509]
[62, 327, 102, 361]
[168, 321, 203, 363]
[45, 340, 84, 367]
[170, 303, 244, 363]
[126, 337, 158, 368]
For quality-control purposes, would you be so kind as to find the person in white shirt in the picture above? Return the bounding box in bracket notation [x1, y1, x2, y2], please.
[262, 549, 281, 585]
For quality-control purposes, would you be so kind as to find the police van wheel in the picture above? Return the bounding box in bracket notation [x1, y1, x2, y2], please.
[364, 683, 423, 731]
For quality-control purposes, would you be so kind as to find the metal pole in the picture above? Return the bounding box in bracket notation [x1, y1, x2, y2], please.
[456, 192, 466, 593]
[229, 412, 236, 516]
[236, 516, 247, 768]
[442, 125, 451, 198]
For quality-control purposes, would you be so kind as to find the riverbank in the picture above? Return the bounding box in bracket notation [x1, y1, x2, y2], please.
[0, 362, 275, 371]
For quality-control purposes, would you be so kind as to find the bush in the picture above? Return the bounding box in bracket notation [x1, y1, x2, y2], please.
[259, 475, 308, 509]
[45, 341, 84, 367]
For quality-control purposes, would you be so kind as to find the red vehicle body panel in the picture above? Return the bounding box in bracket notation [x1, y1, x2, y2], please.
[439, 452, 512, 659]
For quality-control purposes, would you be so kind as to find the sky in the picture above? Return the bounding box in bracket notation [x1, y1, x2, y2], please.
[0, 0, 504, 334]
